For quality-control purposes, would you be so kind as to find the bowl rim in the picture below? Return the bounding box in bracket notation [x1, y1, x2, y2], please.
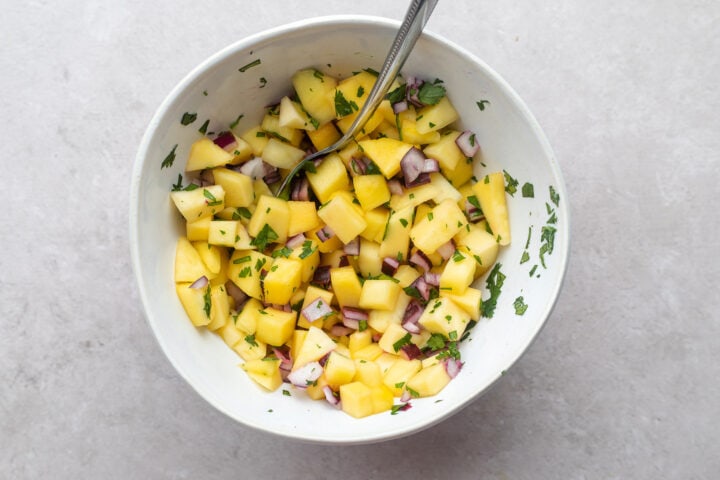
[129, 14, 570, 444]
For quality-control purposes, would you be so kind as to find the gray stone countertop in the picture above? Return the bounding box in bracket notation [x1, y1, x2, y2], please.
[2, 1, 718, 478]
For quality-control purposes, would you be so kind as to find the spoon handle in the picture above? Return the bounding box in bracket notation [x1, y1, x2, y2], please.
[276, 0, 439, 198]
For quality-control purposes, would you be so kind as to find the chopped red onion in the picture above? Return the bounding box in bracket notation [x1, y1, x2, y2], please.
[239, 157, 265, 180]
[422, 158, 440, 173]
[351, 157, 368, 175]
[465, 200, 484, 222]
[316, 226, 335, 243]
[302, 297, 334, 323]
[406, 172, 431, 188]
[272, 347, 293, 370]
[323, 385, 341, 408]
[263, 162, 281, 184]
[342, 317, 360, 330]
[392, 100, 408, 114]
[338, 255, 350, 268]
[330, 324, 355, 337]
[400, 389, 412, 403]
[387, 179, 404, 196]
[287, 361, 323, 388]
[342, 307, 369, 321]
[403, 300, 424, 325]
[455, 130, 481, 157]
[409, 250, 432, 272]
[401, 343, 423, 360]
[401, 321, 421, 334]
[312, 265, 331, 287]
[225, 281, 247, 306]
[406, 77, 424, 107]
[444, 359, 463, 379]
[400, 147, 427, 186]
[318, 351, 331, 367]
[436, 240, 455, 261]
[343, 237, 360, 256]
[411, 276, 431, 301]
[372, 332, 382, 343]
[213, 131, 238, 152]
[423, 271, 440, 287]
[285, 233, 306, 249]
[200, 169, 215, 185]
[291, 177, 310, 201]
[189, 276, 208, 289]
[382, 257, 400, 276]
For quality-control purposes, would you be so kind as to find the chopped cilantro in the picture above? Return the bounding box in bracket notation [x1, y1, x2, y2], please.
[426, 334, 446, 351]
[520, 251, 530, 264]
[513, 296, 528, 315]
[238, 58, 261, 72]
[550, 185, 560, 206]
[481, 263, 505, 318]
[238, 267, 251, 278]
[203, 189, 222, 206]
[406, 386, 420, 398]
[202, 286, 211, 318]
[244, 334, 258, 347]
[282, 389, 291, 396]
[503, 170, 519, 196]
[529, 264, 538, 277]
[250, 224, 278, 251]
[390, 403, 410, 415]
[521, 182, 535, 198]
[399, 218, 408, 228]
[417, 82, 446, 105]
[334, 90, 358, 117]
[358, 319, 368, 332]
[385, 84, 407, 103]
[299, 240, 317, 259]
[180, 112, 197, 125]
[476, 100, 490, 111]
[363, 67, 379, 76]
[357, 86, 365, 97]
[229, 114, 244, 130]
[272, 246, 292, 258]
[198, 119, 209, 135]
[392, 333, 412, 352]
[233, 255, 251, 264]
[161, 144, 177, 169]
[232, 207, 252, 220]
[452, 250, 465, 262]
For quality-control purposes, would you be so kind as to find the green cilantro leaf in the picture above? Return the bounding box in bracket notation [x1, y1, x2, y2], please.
[180, 112, 197, 125]
[481, 263, 505, 318]
[513, 296, 528, 315]
[417, 82, 446, 105]
[334, 90, 358, 117]
[161, 144, 177, 169]
[250, 224, 279, 251]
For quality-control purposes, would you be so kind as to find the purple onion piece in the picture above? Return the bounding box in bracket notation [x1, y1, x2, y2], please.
[409, 250, 432, 272]
[422, 158, 440, 173]
[444, 359, 463, 379]
[387, 179, 404, 196]
[400, 147, 427, 186]
[406, 171, 431, 188]
[225, 281, 247, 306]
[302, 297, 334, 323]
[401, 321, 422, 334]
[239, 157, 265, 180]
[400, 389, 412, 403]
[423, 271, 441, 287]
[323, 386, 341, 408]
[189, 276, 208, 289]
[330, 324, 355, 337]
[287, 361, 323, 388]
[392, 100, 408, 114]
[343, 237, 360, 256]
[342, 317, 360, 330]
[455, 130, 481, 157]
[262, 162, 281, 184]
[436, 240, 455, 261]
[401, 343, 423, 360]
[381, 257, 400, 276]
[341, 307, 369, 321]
[317, 226, 335, 243]
[338, 255, 350, 268]
[403, 300, 424, 325]
[291, 177, 310, 201]
[312, 265, 331, 287]
[412, 276, 431, 301]
[285, 233, 306, 249]
[213, 131, 238, 151]
[351, 157, 368, 175]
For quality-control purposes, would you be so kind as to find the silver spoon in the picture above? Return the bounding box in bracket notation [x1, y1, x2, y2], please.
[276, 0, 439, 198]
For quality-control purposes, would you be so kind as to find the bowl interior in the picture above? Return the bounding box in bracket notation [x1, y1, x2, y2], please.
[130, 16, 569, 444]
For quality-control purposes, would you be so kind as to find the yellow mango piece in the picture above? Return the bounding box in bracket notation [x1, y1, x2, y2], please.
[359, 279, 401, 311]
[348, 329, 373, 355]
[367, 293, 410, 334]
[191, 240, 222, 275]
[290, 329, 308, 360]
[397, 107, 441, 145]
[439, 250, 476, 295]
[307, 224, 344, 253]
[375, 352, 398, 375]
[330, 266, 363, 308]
[207, 220, 238, 248]
[406, 363, 451, 397]
[288, 239, 320, 283]
[186, 216, 211, 242]
[353, 175, 390, 212]
[306, 153, 351, 204]
[354, 360, 383, 387]
[382, 358, 422, 397]
[415, 96, 459, 134]
[262, 257, 302, 305]
[423, 131, 465, 171]
[261, 137, 305, 169]
[171, 185, 225, 222]
[334, 71, 377, 112]
[212, 168, 254, 208]
[175, 237, 212, 283]
[206, 284, 230, 331]
[393, 265, 421, 288]
[442, 154, 475, 187]
[287, 201, 320, 236]
[324, 351, 357, 387]
[378, 323, 412, 355]
[369, 385, 395, 414]
[360, 207, 390, 243]
[234, 333, 267, 361]
[379, 206, 413, 261]
[418, 297, 471, 340]
[239, 125, 269, 156]
[223, 134, 254, 165]
[244, 368, 282, 391]
[357, 137, 413, 179]
[292, 68, 337, 125]
[242, 358, 281, 376]
[316, 193, 367, 244]
[352, 343, 383, 361]
[389, 181, 439, 211]
[339, 382, 374, 418]
[261, 113, 304, 147]
[255, 307, 296, 346]
[219, 318, 244, 348]
[440, 287, 482, 321]
[227, 250, 272, 300]
[175, 282, 211, 327]
[247, 195, 290, 245]
[357, 239, 382, 277]
[307, 121, 341, 150]
[185, 137, 234, 172]
[292, 326, 336, 371]
[278, 96, 316, 131]
[234, 297, 262, 334]
[410, 199, 466, 255]
[472, 172, 511, 245]
[306, 374, 331, 400]
[234, 222, 254, 250]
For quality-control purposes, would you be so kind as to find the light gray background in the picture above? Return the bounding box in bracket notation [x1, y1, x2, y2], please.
[2, 1, 718, 478]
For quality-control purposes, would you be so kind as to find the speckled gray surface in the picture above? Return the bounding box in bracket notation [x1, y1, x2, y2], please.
[2, 1, 719, 478]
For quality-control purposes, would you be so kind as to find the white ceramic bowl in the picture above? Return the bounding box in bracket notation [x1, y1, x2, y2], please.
[130, 15, 569, 444]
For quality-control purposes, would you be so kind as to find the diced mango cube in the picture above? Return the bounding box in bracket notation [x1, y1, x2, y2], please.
[317, 193, 367, 244]
[339, 382, 374, 418]
[171, 185, 225, 222]
[307, 121, 341, 150]
[357, 138, 413, 179]
[212, 168, 254, 208]
[415, 96, 459, 134]
[440, 287, 482, 321]
[307, 153, 351, 204]
[472, 172, 511, 245]
[287, 201, 320, 236]
[261, 138, 305, 169]
[360, 207, 390, 243]
[330, 266, 363, 308]
[359, 279, 401, 311]
[206, 284, 230, 331]
[324, 351, 357, 387]
[439, 250, 476, 295]
[262, 257, 302, 305]
[185, 137, 234, 172]
[186, 216, 211, 242]
[418, 297, 471, 340]
[382, 359, 422, 396]
[410, 199, 466, 255]
[354, 360, 383, 387]
[247, 195, 290, 245]
[353, 175, 390, 211]
[292, 326, 336, 370]
[175, 282, 211, 327]
[406, 363, 451, 397]
[369, 385, 395, 414]
[255, 307, 296, 347]
[207, 220, 238, 247]
[292, 68, 337, 125]
[227, 250, 271, 300]
[174, 237, 213, 283]
[297, 285, 335, 329]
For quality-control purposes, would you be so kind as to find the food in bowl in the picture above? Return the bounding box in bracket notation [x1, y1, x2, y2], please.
[131, 16, 567, 443]
[169, 67, 515, 418]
